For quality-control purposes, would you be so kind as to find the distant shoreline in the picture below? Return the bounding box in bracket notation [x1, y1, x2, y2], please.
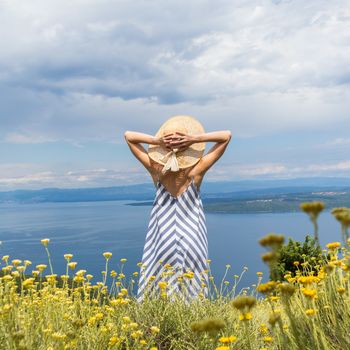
[1, 177, 350, 214]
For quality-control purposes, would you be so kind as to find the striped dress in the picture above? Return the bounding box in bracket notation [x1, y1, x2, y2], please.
[136, 176, 209, 303]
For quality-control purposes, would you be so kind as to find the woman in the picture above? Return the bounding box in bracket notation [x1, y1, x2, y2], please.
[124, 115, 231, 303]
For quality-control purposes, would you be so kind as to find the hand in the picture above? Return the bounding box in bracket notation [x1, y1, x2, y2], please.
[159, 133, 175, 151]
[168, 131, 195, 152]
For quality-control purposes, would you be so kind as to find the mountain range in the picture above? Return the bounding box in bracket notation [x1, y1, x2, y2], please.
[1, 177, 350, 206]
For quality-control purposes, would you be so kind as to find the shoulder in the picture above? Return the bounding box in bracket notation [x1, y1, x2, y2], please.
[148, 160, 163, 184]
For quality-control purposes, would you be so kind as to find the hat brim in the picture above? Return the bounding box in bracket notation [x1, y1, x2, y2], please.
[148, 115, 206, 169]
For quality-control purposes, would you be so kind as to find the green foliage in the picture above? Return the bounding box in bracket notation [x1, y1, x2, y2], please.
[270, 234, 325, 281]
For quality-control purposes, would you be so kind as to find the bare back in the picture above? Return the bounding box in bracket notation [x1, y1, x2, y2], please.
[149, 159, 204, 198]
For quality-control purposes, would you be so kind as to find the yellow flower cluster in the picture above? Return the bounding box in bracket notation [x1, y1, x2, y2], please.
[256, 281, 277, 294]
[300, 202, 325, 217]
[0, 230, 350, 350]
[301, 288, 318, 299]
[218, 335, 237, 343]
[297, 275, 321, 285]
[326, 242, 341, 250]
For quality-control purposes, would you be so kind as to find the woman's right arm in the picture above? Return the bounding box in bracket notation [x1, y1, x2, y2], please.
[124, 131, 173, 171]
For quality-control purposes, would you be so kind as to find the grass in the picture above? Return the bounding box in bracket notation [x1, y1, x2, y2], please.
[0, 203, 350, 350]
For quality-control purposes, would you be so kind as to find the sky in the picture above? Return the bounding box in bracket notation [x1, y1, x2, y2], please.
[0, 0, 350, 190]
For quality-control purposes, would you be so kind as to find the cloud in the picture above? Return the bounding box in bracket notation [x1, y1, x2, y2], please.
[2, 159, 350, 190]
[0, 0, 349, 144]
[209, 160, 350, 181]
[0, 164, 150, 190]
[3, 132, 57, 144]
[1, 0, 350, 190]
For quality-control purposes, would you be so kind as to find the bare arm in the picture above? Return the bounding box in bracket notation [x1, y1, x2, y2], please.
[196, 130, 231, 175]
[193, 131, 231, 143]
[124, 131, 173, 171]
[124, 131, 161, 145]
[170, 130, 231, 176]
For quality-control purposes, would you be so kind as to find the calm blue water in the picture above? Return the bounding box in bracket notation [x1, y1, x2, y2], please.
[0, 201, 341, 292]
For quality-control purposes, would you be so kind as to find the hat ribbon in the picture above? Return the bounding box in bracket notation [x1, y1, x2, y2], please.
[160, 148, 180, 174]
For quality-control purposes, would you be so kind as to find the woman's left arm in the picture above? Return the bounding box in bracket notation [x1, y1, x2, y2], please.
[169, 130, 232, 175]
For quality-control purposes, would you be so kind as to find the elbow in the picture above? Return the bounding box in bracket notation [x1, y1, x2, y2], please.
[124, 131, 131, 142]
[225, 130, 232, 142]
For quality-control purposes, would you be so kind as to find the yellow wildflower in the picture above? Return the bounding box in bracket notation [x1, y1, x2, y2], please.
[232, 295, 256, 311]
[326, 242, 341, 250]
[219, 335, 237, 343]
[297, 276, 320, 285]
[68, 262, 77, 270]
[305, 308, 317, 316]
[337, 287, 346, 294]
[259, 324, 269, 335]
[259, 233, 285, 247]
[158, 281, 167, 290]
[41, 238, 50, 246]
[36, 264, 47, 272]
[108, 336, 121, 346]
[2, 255, 9, 262]
[301, 288, 317, 299]
[183, 271, 194, 278]
[64, 254, 73, 261]
[239, 312, 252, 321]
[190, 318, 225, 333]
[12, 259, 22, 266]
[103, 252, 112, 259]
[300, 202, 325, 217]
[256, 281, 277, 294]
[22, 278, 35, 289]
[150, 326, 160, 334]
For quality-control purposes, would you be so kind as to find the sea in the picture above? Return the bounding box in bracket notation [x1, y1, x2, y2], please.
[0, 200, 341, 294]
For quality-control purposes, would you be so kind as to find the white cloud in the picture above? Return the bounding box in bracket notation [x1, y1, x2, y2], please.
[0, 164, 150, 190]
[1, 0, 350, 190]
[2, 159, 350, 190]
[4, 132, 57, 144]
[204, 159, 350, 180]
[0, 0, 349, 144]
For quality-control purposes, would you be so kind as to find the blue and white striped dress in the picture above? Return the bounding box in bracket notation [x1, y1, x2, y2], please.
[136, 177, 209, 303]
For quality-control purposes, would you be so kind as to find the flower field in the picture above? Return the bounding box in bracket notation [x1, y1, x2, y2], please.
[1, 203, 350, 350]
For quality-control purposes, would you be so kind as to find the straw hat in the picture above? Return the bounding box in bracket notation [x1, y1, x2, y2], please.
[148, 115, 206, 174]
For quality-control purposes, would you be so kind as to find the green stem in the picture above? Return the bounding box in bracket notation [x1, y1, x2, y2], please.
[243, 321, 253, 350]
[103, 259, 109, 286]
[312, 218, 320, 247]
[45, 246, 54, 275]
